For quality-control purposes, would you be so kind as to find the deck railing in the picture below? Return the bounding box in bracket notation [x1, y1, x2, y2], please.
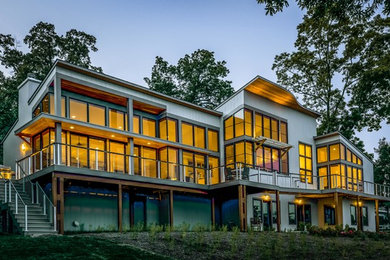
[15, 143, 390, 198]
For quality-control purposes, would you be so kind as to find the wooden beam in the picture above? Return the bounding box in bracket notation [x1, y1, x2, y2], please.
[276, 191, 281, 232]
[375, 199, 379, 233]
[55, 173, 207, 194]
[169, 190, 174, 228]
[118, 184, 122, 232]
[238, 185, 247, 231]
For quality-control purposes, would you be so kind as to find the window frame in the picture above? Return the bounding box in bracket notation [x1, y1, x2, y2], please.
[299, 142, 313, 184]
[159, 117, 178, 142]
[288, 202, 297, 225]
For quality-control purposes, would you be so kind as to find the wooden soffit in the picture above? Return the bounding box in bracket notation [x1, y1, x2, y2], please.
[244, 77, 320, 118]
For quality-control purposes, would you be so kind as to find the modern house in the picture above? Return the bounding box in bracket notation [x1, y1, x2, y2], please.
[1, 60, 389, 234]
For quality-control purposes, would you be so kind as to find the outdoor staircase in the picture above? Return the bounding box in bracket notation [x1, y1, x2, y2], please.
[0, 179, 57, 235]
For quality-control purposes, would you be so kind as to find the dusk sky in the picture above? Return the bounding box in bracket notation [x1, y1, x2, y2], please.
[1, 0, 388, 157]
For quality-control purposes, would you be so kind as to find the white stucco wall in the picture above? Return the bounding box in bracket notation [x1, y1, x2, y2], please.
[342, 198, 375, 232]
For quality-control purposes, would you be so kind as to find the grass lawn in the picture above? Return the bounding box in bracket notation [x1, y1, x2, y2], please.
[0, 235, 170, 260]
[1, 231, 390, 259]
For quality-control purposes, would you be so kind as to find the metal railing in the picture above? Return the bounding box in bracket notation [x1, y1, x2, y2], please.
[16, 160, 56, 231]
[3, 179, 28, 231]
[15, 143, 390, 198]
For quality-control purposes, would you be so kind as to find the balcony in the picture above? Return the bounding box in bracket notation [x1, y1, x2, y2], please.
[15, 143, 219, 185]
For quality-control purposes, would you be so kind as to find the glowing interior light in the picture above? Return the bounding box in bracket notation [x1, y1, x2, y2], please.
[70, 126, 74, 129]
[71, 115, 76, 119]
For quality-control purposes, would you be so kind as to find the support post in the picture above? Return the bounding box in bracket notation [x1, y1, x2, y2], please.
[118, 184, 122, 232]
[357, 196, 362, 231]
[334, 192, 339, 226]
[276, 190, 281, 232]
[375, 199, 379, 233]
[169, 190, 174, 228]
[55, 122, 62, 165]
[51, 174, 58, 232]
[58, 176, 65, 234]
[238, 185, 247, 231]
[211, 197, 215, 228]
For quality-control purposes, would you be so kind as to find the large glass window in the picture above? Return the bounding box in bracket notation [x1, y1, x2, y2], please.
[224, 116, 234, 140]
[133, 115, 140, 134]
[255, 113, 262, 137]
[288, 203, 296, 225]
[347, 149, 352, 162]
[194, 126, 205, 149]
[142, 118, 156, 137]
[207, 129, 219, 152]
[263, 116, 271, 138]
[159, 118, 178, 142]
[330, 144, 340, 161]
[245, 109, 253, 137]
[89, 104, 106, 126]
[234, 110, 244, 137]
[89, 138, 106, 171]
[299, 143, 312, 183]
[271, 119, 278, 140]
[182, 123, 193, 146]
[110, 109, 126, 131]
[318, 167, 328, 189]
[70, 134, 88, 168]
[224, 109, 253, 140]
[347, 166, 353, 190]
[324, 206, 335, 225]
[317, 146, 328, 163]
[280, 122, 287, 143]
[160, 147, 179, 180]
[209, 156, 220, 184]
[272, 149, 280, 172]
[33, 94, 66, 118]
[340, 144, 346, 160]
[69, 99, 87, 122]
[109, 141, 126, 173]
[350, 205, 357, 225]
[142, 147, 157, 178]
[281, 153, 288, 174]
[330, 164, 341, 188]
[225, 145, 234, 167]
[182, 151, 206, 184]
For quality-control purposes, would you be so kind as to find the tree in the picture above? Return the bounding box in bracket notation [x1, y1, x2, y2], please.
[0, 21, 101, 163]
[374, 138, 390, 185]
[257, 1, 389, 152]
[144, 49, 234, 109]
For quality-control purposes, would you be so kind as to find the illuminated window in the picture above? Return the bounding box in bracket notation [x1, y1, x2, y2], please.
[341, 164, 346, 189]
[194, 126, 205, 149]
[133, 115, 140, 134]
[33, 105, 41, 118]
[244, 109, 253, 137]
[109, 141, 125, 173]
[234, 141, 253, 167]
[234, 110, 244, 137]
[89, 138, 105, 171]
[256, 146, 264, 168]
[89, 104, 105, 126]
[160, 147, 179, 180]
[69, 99, 87, 122]
[159, 118, 178, 142]
[272, 149, 279, 172]
[347, 166, 353, 190]
[281, 153, 288, 174]
[357, 158, 362, 165]
[352, 153, 357, 164]
[330, 164, 341, 188]
[42, 95, 50, 113]
[142, 147, 157, 178]
[209, 156, 220, 184]
[358, 168, 363, 192]
[255, 113, 262, 137]
[318, 167, 328, 189]
[109, 109, 126, 130]
[195, 154, 206, 184]
[182, 151, 206, 184]
[142, 118, 156, 137]
[225, 145, 234, 168]
[264, 147, 271, 170]
[183, 151, 195, 182]
[347, 149, 352, 162]
[207, 129, 219, 152]
[263, 116, 271, 138]
[271, 119, 278, 140]
[340, 144, 345, 160]
[280, 122, 287, 143]
[299, 143, 312, 183]
[224, 116, 233, 140]
[70, 134, 88, 168]
[317, 146, 328, 163]
[181, 122, 193, 146]
[49, 94, 66, 117]
[353, 167, 358, 191]
[329, 144, 340, 161]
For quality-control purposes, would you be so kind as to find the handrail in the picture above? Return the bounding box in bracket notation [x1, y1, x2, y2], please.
[4, 179, 28, 232]
[35, 182, 56, 231]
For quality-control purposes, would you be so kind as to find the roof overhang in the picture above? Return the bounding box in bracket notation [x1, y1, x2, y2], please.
[244, 76, 320, 118]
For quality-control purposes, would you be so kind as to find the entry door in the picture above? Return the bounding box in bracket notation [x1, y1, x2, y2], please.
[262, 201, 271, 228]
[297, 204, 311, 226]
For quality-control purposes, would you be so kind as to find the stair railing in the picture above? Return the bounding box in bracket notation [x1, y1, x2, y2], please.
[16, 161, 57, 231]
[4, 179, 28, 232]
[35, 182, 56, 231]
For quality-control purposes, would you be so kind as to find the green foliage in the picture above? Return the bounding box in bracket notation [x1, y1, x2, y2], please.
[374, 138, 390, 184]
[0, 21, 101, 163]
[144, 49, 234, 109]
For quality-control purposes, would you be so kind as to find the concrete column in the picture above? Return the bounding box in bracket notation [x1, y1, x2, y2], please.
[276, 191, 281, 232]
[357, 196, 362, 231]
[211, 197, 215, 227]
[54, 76, 61, 116]
[334, 192, 339, 226]
[169, 190, 174, 228]
[51, 174, 58, 232]
[127, 98, 133, 132]
[55, 122, 62, 165]
[238, 185, 247, 231]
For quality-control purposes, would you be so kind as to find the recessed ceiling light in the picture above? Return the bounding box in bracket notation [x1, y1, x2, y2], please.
[70, 126, 74, 129]
[111, 135, 115, 137]
[147, 142, 151, 145]
[71, 115, 76, 119]
[118, 126, 122, 129]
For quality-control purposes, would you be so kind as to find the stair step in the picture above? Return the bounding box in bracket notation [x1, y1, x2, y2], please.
[15, 215, 51, 220]
[20, 224, 54, 229]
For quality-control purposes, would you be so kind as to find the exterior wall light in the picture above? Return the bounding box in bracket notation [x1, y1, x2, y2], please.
[261, 195, 271, 201]
[21, 143, 27, 152]
[294, 199, 303, 205]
